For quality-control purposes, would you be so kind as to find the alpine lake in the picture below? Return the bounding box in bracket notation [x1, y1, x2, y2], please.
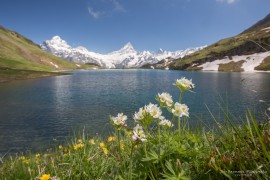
[0, 69, 269, 155]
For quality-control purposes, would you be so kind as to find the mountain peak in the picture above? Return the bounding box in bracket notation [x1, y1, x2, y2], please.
[42, 35, 205, 69]
[157, 48, 164, 54]
[111, 42, 136, 54]
[121, 42, 135, 50]
[75, 46, 89, 52]
[51, 35, 62, 41]
[48, 35, 69, 46]
[41, 35, 72, 53]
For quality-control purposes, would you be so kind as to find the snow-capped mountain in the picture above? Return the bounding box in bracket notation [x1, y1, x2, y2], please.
[41, 36, 206, 68]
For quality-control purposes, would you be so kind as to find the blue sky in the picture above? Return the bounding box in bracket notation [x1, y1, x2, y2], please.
[0, 0, 269, 53]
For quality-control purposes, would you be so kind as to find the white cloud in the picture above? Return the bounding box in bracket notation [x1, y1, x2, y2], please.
[216, 0, 239, 4]
[88, 7, 103, 19]
[87, 0, 126, 19]
[111, 0, 126, 12]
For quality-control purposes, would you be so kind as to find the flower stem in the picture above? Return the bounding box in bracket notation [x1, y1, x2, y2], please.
[158, 120, 161, 145]
[178, 91, 183, 135]
[179, 92, 183, 103]
[144, 143, 148, 158]
[178, 116, 181, 136]
[172, 115, 175, 125]
[117, 129, 121, 159]
[129, 144, 134, 180]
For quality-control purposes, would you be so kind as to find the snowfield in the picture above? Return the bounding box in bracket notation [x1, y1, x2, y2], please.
[41, 36, 206, 68]
[198, 51, 270, 72]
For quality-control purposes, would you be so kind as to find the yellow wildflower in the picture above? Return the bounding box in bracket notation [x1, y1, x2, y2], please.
[24, 159, 30, 164]
[35, 154, 41, 158]
[78, 139, 83, 143]
[19, 156, 25, 161]
[73, 143, 84, 150]
[102, 147, 108, 155]
[58, 145, 62, 149]
[89, 139, 95, 144]
[43, 154, 49, 158]
[35, 158, 40, 163]
[120, 143, 125, 150]
[99, 142, 106, 148]
[107, 136, 116, 142]
[40, 173, 50, 180]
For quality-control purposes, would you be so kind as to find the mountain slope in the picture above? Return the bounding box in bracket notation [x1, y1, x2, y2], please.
[0, 26, 78, 72]
[241, 13, 270, 34]
[41, 36, 206, 69]
[167, 13, 270, 71]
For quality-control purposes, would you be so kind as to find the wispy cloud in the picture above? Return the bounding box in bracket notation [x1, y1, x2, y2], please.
[88, 7, 103, 19]
[87, 0, 126, 19]
[111, 0, 126, 12]
[216, 0, 239, 4]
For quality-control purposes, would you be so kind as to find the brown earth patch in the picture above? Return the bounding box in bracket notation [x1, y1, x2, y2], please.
[254, 56, 270, 71]
[186, 66, 203, 71]
[218, 60, 246, 72]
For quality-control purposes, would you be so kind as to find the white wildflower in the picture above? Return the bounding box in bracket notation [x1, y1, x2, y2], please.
[133, 108, 145, 122]
[159, 119, 174, 128]
[51, 176, 60, 180]
[159, 116, 165, 120]
[112, 113, 127, 127]
[172, 102, 189, 117]
[132, 124, 147, 142]
[145, 103, 162, 118]
[174, 77, 195, 92]
[157, 92, 173, 107]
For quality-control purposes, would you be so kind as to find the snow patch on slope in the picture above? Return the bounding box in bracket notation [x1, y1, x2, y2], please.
[261, 26, 270, 31]
[50, 62, 59, 68]
[198, 51, 270, 72]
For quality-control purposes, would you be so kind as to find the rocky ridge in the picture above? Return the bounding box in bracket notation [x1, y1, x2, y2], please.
[41, 36, 206, 69]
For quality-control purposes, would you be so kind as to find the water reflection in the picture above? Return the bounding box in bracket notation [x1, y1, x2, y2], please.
[0, 70, 269, 155]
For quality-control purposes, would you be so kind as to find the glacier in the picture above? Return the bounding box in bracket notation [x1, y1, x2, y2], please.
[41, 36, 206, 69]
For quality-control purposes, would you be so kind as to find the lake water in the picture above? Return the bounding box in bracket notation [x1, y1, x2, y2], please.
[0, 69, 269, 155]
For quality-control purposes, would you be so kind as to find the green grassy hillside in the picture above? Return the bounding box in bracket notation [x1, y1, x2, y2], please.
[169, 13, 270, 70]
[0, 26, 78, 71]
[0, 26, 100, 82]
[0, 67, 71, 83]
